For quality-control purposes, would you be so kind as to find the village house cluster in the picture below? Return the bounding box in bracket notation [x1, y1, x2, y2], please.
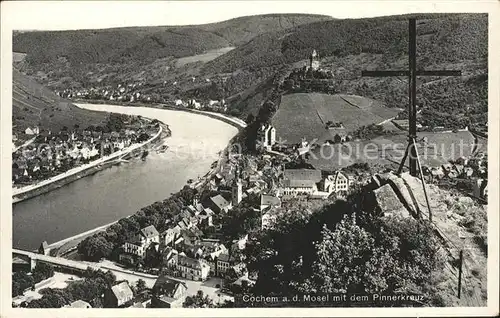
[56, 82, 146, 103]
[12, 116, 152, 186]
[115, 143, 355, 306]
[57, 81, 229, 114]
[423, 152, 488, 200]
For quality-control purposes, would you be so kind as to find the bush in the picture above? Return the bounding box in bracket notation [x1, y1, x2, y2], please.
[12, 263, 55, 297]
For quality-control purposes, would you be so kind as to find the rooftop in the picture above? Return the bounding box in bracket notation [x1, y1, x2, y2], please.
[210, 194, 231, 210]
[218, 253, 231, 263]
[284, 169, 322, 181]
[111, 281, 134, 303]
[141, 225, 159, 239]
[152, 275, 187, 297]
[177, 254, 208, 269]
[260, 195, 281, 207]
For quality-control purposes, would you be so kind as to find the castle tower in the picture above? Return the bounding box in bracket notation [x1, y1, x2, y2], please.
[266, 125, 276, 148]
[310, 49, 320, 71]
[232, 167, 243, 206]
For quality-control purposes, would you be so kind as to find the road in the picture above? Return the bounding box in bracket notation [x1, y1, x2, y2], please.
[97, 260, 234, 304]
[14, 250, 232, 304]
[12, 272, 81, 306]
[187, 108, 247, 128]
[13, 136, 36, 153]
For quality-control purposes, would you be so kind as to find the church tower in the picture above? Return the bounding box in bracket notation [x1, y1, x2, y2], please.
[310, 49, 320, 71]
[232, 167, 243, 206]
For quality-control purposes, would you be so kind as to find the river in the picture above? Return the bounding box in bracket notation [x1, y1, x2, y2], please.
[12, 104, 239, 250]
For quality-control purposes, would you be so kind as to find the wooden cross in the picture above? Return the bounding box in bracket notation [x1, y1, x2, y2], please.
[362, 18, 462, 177]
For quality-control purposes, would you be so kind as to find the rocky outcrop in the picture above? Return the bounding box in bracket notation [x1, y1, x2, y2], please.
[372, 183, 410, 218]
[368, 172, 440, 219]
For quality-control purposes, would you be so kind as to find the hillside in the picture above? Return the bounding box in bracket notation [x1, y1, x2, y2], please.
[13, 13, 488, 130]
[202, 13, 488, 128]
[271, 93, 400, 144]
[203, 13, 487, 73]
[307, 130, 475, 171]
[200, 13, 333, 46]
[12, 69, 108, 142]
[13, 14, 332, 65]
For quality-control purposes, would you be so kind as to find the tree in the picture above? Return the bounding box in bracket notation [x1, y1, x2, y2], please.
[245, 113, 255, 125]
[32, 263, 55, 282]
[183, 290, 215, 308]
[78, 235, 113, 261]
[135, 279, 147, 294]
[311, 214, 399, 295]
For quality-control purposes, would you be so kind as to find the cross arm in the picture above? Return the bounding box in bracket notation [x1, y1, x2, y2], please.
[361, 70, 409, 77]
[415, 70, 462, 76]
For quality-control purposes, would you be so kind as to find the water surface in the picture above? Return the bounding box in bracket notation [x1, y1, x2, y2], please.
[13, 104, 238, 250]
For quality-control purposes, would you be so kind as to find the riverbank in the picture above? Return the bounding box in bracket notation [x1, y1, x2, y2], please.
[13, 103, 238, 250]
[49, 135, 233, 257]
[12, 123, 166, 204]
[72, 99, 247, 129]
[45, 112, 238, 257]
[45, 220, 119, 256]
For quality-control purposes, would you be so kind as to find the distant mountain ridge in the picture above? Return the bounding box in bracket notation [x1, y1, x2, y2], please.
[203, 13, 487, 73]
[13, 13, 488, 131]
[13, 14, 333, 64]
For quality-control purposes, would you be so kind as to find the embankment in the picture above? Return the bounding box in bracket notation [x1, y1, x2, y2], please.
[72, 99, 247, 129]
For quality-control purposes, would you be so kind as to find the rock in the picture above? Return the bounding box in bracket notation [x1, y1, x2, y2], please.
[372, 183, 410, 218]
[371, 172, 439, 219]
[458, 196, 474, 205]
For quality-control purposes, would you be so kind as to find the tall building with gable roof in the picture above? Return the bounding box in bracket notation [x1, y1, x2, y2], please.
[232, 167, 243, 206]
[309, 49, 320, 71]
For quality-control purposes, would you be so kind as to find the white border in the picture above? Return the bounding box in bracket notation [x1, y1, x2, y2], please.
[1, 1, 499, 317]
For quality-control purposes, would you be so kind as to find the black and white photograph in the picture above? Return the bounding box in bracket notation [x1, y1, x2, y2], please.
[1, 1, 498, 316]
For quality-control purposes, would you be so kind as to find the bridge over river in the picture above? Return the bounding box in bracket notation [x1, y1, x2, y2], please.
[13, 249, 159, 287]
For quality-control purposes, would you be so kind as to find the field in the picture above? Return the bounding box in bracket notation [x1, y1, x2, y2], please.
[271, 93, 400, 144]
[12, 69, 108, 142]
[308, 130, 476, 170]
[175, 47, 235, 67]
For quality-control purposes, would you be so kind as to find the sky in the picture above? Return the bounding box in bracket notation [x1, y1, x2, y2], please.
[1, 0, 495, 31]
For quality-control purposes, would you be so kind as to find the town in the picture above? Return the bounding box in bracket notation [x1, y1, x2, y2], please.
[9, 9, 490, 312]
[12, 113, 158, 187]
[12, 113, 488, 307]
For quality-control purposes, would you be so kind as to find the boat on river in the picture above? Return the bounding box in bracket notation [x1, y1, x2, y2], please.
[156, 144, 169, 153]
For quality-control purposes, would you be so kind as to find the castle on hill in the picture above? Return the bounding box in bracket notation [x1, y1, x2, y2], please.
[307, 49, 320, 71]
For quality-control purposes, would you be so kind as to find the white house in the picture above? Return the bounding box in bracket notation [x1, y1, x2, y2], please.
[123, 225, 160, 258]
[176, 255, 210, 281]
[321, 171, 351, 194]
[25, 127, 39, 135]
[113, 140, 125, 150]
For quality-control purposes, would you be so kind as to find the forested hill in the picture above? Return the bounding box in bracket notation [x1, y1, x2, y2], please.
[206, 13, 488, 130]
[200, 14, 333, 46]
[13, 14, 332, 65]
[13, 13, 488, 130]
[203, 13, 487, 73]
